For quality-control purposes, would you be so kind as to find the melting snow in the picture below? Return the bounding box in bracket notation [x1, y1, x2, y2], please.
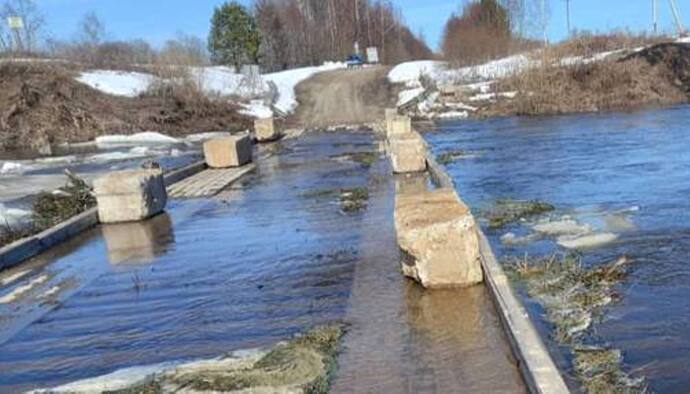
[76, 70, 155, 97]
[95, 132, 180, 147]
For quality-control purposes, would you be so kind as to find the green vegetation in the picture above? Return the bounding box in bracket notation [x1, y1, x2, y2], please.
[485, 198, 555, 228]
[436, 150, 470, 165]
[301, 186, 370, 213]
[332, 151, 379, 168]
[107, 325, 343, 394]
[340, 187, 369, 213]
[505, 254, 645, 393]
[0, 171, 95, 248]
[208, 1, 260, 68]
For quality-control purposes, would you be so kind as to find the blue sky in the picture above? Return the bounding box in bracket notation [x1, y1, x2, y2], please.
[38, 0, 688, 51]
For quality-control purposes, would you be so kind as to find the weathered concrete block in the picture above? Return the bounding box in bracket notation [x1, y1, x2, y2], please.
[203, 134, 252, 168]
[388, 132, 427, 173]
[385, 108, 398, 135]
[254, 117, 280, 142]
[395, 188, 483, 288]
[387, 115, 412, 139]
[102, 213, 173, 264]
[94, 169, 167, 224]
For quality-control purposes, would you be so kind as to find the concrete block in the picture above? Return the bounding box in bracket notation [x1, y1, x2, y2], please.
[254, 117, 280, 142]
[203, 134, 252, 168]
[102, 213, 173, 264]
[387, 115, 412, 139]
[385, 108, 398, 135]
[395, 188, 483, 288]
[94, 169, 168, 224]
[388, 132, 427, 173]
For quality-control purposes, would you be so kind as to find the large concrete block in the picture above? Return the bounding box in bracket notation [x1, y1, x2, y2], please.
[254, 117, 280, 142]
[203, 134, 252, 168]
[94, 169, 168, 224]
[395, 188, 483, 288]
[387, 115, 412, 139]
[388, 132, 427, 173]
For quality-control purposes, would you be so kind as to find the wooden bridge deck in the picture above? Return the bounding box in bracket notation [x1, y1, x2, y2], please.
[167, 164, 256, 198]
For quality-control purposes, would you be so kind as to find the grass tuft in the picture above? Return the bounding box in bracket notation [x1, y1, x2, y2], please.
[484, 198, 554, 229]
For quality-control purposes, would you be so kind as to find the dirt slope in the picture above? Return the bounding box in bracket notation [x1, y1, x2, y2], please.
[0, 62, 251, 151]
[290, 66, 397, 128]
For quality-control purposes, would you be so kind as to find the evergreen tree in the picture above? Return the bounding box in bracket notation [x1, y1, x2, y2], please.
[208, 1, 260, 69]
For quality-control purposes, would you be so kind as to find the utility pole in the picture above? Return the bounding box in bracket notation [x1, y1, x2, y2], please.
[653, 0, 658, 34]
[541, 0, 547, 45]
[668, 0, 687, 36]
[565, 0, 571, 36]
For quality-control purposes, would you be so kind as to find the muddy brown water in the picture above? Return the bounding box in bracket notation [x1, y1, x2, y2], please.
[0, 130, 523, 392]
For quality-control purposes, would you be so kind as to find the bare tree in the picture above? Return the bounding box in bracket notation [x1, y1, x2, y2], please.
[0, 0, 44, 53]
[77, 11, 105, 46]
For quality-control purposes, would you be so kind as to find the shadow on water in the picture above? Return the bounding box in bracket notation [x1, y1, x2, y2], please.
[0, 130, 524, 393]
[425, 104, 690, 392]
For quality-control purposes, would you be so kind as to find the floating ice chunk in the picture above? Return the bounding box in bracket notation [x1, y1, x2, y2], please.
[435, 111, 469, 120]
[0, 161, 24, 174]
[500, 232, 542, 245]
[96, 132, 180, 147]
[557, 232, 618, 249]
[533, 218, 592, 236]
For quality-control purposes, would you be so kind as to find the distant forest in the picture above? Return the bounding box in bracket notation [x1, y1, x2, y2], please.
[253, 0, 432, 71]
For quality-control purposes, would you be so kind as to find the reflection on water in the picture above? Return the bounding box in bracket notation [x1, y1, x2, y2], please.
[332, 165, 523, 393]
[101, 213, 175, 264]
[425, 105, 690, 392]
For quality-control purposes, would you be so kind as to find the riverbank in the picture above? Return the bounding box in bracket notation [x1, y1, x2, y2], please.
[390, 40, 690, 121]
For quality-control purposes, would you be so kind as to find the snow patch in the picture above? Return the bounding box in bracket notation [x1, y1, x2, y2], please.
[264, 61, 346, 114]
[388, 60, 445, 86]
[77, 70, 155, 97]
[0, 203, 32, 231]
[397, 87, 425, 106]
[239, 100, 273, 118]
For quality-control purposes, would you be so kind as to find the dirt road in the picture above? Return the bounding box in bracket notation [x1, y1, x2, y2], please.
[290, 66, 397, 128]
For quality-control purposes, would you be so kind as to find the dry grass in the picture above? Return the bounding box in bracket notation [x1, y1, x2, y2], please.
[496, 55, 685, 116]
[547, 31, 667, 60]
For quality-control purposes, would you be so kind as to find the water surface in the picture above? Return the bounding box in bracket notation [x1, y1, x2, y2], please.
[425, 105, 690, 392]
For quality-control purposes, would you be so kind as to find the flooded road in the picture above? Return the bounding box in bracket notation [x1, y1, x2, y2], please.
[425, 104, 690, 392]
[0, 130, 523, 392]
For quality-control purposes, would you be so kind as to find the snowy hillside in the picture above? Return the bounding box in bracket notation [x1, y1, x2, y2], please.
[76, 62, 345, 118]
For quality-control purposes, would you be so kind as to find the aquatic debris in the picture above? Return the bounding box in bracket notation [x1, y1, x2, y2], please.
[36, 325, 344, 394]
[340, 187, 369, 213]
[485, 198, 555, 229]
[330, 151, 379, 167]
[436, 150, 471, 165]
[300, 187, 369, 213]
[573, 346, 647, 394]
[505, 254, 644, 393]
[557, 232, 618, 250]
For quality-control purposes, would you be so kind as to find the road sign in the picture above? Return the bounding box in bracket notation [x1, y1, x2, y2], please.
[366, 47, 379, 64]
[7, 16, 23, 29]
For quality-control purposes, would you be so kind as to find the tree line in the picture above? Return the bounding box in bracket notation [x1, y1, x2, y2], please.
[210, 0, 432, 71]
[441, 0, 547, 66]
